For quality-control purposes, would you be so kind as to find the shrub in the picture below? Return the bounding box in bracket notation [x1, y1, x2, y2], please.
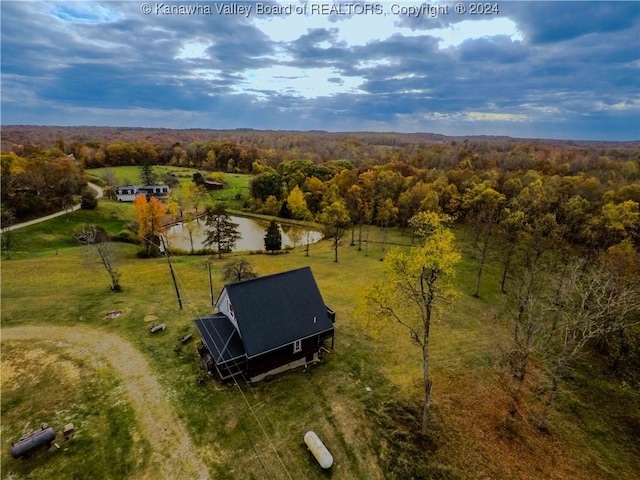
[80, 187, 98, 210]
[114, 230, 138, 244]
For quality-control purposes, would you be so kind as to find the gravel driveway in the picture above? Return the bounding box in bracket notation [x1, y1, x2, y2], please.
[1, 325, 210, 480]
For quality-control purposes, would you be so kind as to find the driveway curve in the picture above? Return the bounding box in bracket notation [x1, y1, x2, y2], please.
[5, 182, 104, 231]
[1, 325, 210, 480]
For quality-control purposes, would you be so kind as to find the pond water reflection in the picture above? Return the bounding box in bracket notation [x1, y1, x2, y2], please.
[164, 215, 323, 252]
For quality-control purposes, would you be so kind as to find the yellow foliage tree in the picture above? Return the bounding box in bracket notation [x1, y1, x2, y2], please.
[318, 200, 351, 262]
[363, 217, 460, 435]
[287, 185, 310, 220]
[601, 200, 639, 244]
[263, 195, 281, 216]
[182, 182, 208, 214]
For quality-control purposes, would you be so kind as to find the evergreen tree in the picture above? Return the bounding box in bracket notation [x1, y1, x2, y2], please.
[139, 162, 157, 186]
[192, 172, 205, 187]
[1, 206, 16, 259]
[203, 202, 241, 259]
[264, 219, 282, 254]
[278, 199, 292, 218]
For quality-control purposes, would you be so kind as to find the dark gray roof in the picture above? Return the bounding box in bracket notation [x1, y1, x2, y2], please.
[195, 313, 246, 364]
[225, 267, 333, 358]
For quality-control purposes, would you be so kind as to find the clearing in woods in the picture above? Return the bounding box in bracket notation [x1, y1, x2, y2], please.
[1, 325, 210, 480]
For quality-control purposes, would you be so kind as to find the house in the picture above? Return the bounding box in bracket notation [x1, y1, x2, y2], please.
[203, 180, 224, 190]
[115, 185, 138, 202]
[115, 185, 170, 202]
[194, 267, 335, 383]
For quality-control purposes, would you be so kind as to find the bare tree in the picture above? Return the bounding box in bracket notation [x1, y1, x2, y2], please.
[502, 245, 551, 422]
[502, 245, 640, 429]
[222, 258, 258, 283]
[75, 225, 122, 291]
[538, 257, 640, 428]
[500, 204, 567, 420]
[101, 167, 119, 199]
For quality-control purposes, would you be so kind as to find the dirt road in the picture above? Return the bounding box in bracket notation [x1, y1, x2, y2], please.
[1, 325, 210, 480]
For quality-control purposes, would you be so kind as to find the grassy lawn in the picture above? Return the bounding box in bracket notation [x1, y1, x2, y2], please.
[1, 339, 150, 480]
[7, 200, 136, 256]
[208, 173, 252, 209]
[1, 207, 639, 479]
[86, 165, 203, 186]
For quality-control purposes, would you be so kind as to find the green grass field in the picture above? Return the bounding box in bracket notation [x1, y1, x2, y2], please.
[7, 200, 135, 256]
[86, 166, 251, 210]
[86, 165, 203, 187]
[1, 205, 639, 479]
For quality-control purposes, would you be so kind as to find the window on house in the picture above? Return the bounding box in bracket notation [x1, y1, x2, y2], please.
[293, 340, 302, 353]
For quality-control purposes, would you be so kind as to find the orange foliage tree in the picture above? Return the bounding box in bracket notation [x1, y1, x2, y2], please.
[133, 195, 166, 256]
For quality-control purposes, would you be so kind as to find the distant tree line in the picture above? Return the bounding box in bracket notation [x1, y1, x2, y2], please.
[3, 126, 639, 169]
[246, 152, 639, 266]
[245, 152, 639, 249]
[4, 127, 638, 175]
[52, 139, 261, 172]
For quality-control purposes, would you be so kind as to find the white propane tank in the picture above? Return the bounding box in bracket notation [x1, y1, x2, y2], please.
[304, 431, 333, 469]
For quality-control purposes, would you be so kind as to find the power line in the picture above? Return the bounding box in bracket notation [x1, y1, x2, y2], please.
[160, 239, 294, 480]
[139, 234, 277, 476]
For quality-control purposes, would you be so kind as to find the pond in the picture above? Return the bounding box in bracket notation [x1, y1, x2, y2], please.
[164, 215, 323, 252]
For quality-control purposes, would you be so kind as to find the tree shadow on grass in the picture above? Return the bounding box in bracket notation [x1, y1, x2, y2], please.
[368, 399, 464, 480]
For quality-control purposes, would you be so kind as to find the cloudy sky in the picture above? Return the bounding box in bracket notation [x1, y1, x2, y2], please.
[1, 1, 639, 140]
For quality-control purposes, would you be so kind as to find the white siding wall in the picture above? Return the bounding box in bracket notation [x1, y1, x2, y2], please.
[115, 188, 138, 202]
[215, 288, 240, 334]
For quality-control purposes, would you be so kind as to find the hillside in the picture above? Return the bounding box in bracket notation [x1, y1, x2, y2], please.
[3, 125, 639, 158]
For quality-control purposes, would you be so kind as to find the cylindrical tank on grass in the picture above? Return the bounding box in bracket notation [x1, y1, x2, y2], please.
[11, 426, 56, 459]
[304, 430, 333, 469]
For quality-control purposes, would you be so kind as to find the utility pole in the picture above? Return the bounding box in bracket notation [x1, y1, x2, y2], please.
[207, 262, 215, 307]
[160, 236, 182, 310]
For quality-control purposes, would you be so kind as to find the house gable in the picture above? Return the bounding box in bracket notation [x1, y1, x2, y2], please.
[214, 288, 240, 333]
[225, 267, 333, 358]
